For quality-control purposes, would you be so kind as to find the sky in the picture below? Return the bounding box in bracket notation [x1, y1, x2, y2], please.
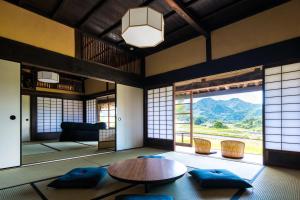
[195, 91, 263, 104]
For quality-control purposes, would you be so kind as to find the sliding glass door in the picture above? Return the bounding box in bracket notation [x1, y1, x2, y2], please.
[175, 92, 193, 146]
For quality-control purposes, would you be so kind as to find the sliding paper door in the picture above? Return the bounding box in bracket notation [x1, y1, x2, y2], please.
[22, 95, 30, 142]
[265, 63, 300, 153]
[0, 59, 20, 169]
[116, 84, 143, 150]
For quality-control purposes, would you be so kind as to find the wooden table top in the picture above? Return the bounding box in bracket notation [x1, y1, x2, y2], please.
[108, 158, 187, 183]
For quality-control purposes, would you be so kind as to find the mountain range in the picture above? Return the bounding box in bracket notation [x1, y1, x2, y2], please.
[193, 98, 262, 123]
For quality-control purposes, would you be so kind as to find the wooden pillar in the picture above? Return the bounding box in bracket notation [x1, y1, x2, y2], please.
[206, 32, 212, 62]
[189, 91, 193, 146]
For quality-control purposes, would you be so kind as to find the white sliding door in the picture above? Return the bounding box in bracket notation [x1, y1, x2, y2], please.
[116, 84, 143, 150]
[0, 59, 20, 169]
[22, 95, 30, 142]
[264, 63, 300, 152]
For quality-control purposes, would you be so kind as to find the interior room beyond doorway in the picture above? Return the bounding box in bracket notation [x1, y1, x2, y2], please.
[21, 66, 116, 165]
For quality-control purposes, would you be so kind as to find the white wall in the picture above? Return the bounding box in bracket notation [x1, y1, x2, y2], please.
[0, 59, 21, 169]
[116, 84, 143, 150]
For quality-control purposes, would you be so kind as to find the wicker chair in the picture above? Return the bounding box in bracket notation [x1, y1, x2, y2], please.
[194, 138, 213, 154]
[221, 140, 245, 159]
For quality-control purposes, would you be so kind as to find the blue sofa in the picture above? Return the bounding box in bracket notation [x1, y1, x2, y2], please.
[59, 122, 106, 141]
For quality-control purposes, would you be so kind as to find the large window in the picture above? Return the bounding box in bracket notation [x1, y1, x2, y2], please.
[37, 97, 62, 133]
[265, 63, 300, 152]
[63, 99, 83, 122]
[147, 86, 173, 140]
[98, 95, 115, 128]
[86, 99, 96, 124]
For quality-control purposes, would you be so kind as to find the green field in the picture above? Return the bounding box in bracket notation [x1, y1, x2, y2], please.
[176, 124, 263, 155]
[176, 124, 262, 140]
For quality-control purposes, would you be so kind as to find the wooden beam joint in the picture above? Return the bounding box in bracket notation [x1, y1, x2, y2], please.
[164, 0, 208, 37]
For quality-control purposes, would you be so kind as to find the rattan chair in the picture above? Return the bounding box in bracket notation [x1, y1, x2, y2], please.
[221, 140, 245, 159]
[194, 138, 214, 154]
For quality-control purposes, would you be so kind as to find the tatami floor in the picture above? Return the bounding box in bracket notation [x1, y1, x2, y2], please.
[22, 141, 114, 165]
[0, 147, 299, 200]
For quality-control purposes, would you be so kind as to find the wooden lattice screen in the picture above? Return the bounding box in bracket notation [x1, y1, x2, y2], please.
[81, 34, 142, 75]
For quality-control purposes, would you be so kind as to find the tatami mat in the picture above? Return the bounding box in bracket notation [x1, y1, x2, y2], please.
[0, 158, 97, 189]
[28, 166, 240, 200]
[22, 144, 56, 156]
[2, 148, 300, 200]
[82, 148, 168, 166]
[240, 167, 300, 200]
[77, 141, 99, 146]
[102, 170, 238, 200]
[0, 148, 166, 189]
[34, 172, 132, 200]
[42, 142, 90, 151]
[161, 151, 263, 180]
[22, 146, 110, 165]
[0, 184, 41, 200]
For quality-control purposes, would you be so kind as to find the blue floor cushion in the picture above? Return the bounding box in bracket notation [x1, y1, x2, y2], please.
[116, 194, 173, 200]
[48, 167, 107, 189]
[137, 155, 165, 159]
[189, 169, 252, 189]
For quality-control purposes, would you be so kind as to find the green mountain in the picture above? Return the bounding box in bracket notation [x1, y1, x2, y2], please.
[192, 97, 262, 123]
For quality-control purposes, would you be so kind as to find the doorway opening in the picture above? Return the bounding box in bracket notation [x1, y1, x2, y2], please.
[21, 65, 116, 165]
[174, 67, 263, 164]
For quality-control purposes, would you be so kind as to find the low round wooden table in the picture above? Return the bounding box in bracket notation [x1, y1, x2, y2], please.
[108, 158, 187, 192]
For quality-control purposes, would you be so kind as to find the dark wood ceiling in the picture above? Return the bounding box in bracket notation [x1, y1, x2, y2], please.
[6, 0, 289, 56]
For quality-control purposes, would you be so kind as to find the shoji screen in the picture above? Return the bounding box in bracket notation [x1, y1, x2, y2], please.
[265, 63, 300, 152]
[37, 97, 62, 133]
[147, 86, 173, 140]
[98, 99, 116, 128]
[63, 99, 83, 122]
[86, 99, 96, 124]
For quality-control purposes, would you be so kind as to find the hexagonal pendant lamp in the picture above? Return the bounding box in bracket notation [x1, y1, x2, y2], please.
[38, 71, 59, 83]
[121, 7, 164, 48]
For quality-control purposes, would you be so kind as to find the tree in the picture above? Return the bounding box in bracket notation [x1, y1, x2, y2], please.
[213, 121, 227, 129]
[235, 118, 262, 129]
[194, 117, 205, 125]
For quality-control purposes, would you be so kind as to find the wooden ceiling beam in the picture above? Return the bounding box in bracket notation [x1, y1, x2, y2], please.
[0, 37, 143, 87]
[175, 69, 262, 92]
[51, 0, 64, 18]
[164, 0, 209, 37]
[76, 0, 108, 28]
[200, 0, 245, 22]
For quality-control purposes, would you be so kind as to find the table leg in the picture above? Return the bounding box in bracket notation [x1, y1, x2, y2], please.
[144, 184, 149, 193]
